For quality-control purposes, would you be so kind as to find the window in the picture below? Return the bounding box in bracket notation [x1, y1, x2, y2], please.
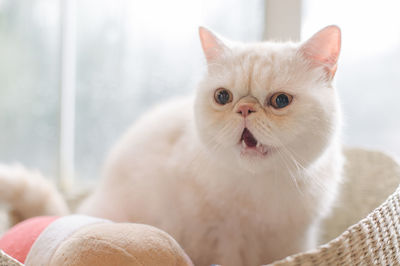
[0, 1, 60, 177]
[0, 0, 264, 184]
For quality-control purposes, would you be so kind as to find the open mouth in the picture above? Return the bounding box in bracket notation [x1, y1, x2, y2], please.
[240, 128, 269, 155]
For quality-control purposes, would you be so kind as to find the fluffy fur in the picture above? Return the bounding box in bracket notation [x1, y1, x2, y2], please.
[77, 26, 344, 265]
[0, 164, 69, 224]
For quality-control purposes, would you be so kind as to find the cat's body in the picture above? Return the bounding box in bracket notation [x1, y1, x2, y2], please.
[0, 26, 344, 266]
[79, 97, 342, 265]
[79, 26, 344, 265]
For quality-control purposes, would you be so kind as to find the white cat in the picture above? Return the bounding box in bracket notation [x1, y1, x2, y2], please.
[0, 26, 343, 266]
[78, 26, 344, 265]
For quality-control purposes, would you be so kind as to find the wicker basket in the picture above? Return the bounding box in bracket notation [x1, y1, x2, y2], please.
[1, 148, 399, 265]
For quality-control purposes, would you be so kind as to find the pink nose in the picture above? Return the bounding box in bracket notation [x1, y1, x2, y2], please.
[236, 105, 256, 117]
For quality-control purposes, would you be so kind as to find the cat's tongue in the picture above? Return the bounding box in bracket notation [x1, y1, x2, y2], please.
[241, 128, 257, 147]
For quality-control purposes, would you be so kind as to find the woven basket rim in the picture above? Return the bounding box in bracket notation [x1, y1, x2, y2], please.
[272, 183, 400, 265]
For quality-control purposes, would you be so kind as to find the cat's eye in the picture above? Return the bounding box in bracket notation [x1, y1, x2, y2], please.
[270, 92, 293, 109]
[214, 88, 233, 105]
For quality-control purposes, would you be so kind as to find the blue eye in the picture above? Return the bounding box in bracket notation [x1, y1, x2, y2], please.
[270, 93, 293, 109]
[214, 88, 233, 105]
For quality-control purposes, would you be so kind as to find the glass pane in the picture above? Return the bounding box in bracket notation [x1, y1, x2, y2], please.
[302, 0, 400, 157]
[75, 0, 265, 180]
[0, 0, 60, 177]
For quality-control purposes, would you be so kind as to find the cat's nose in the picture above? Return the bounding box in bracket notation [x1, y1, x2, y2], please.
[236, 104, 256, 118]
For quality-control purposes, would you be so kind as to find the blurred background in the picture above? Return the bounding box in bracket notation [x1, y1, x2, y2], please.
[0, 0, 399, 186]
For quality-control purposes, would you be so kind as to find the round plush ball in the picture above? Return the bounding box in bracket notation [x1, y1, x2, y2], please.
[0, 216, 59, 263]
[49, 223, 193, 266]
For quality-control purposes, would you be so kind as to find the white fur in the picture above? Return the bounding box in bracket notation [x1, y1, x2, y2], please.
[79, 28, 344, 266]
[0, 164, 69, 223]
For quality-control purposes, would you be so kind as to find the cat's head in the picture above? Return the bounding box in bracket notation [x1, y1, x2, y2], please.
[194, 26, 341, 173]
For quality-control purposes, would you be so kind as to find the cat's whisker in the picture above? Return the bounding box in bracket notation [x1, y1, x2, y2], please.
[186, 121, 238, 172]
[270, 134, 332, 193]
[251, 120, 306, 195]
[274, 146, 305, 196]
[275, 143, 328, 195]
[254, 119, 331, 194]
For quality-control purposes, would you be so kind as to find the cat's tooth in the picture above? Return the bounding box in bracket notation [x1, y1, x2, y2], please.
[256, 142, 261, 148]
[242, 140, 246, 148]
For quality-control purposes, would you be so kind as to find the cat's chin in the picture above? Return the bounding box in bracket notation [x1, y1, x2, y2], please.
[234, 145, 277, 175]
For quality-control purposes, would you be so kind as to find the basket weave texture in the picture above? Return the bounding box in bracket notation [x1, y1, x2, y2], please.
[272, 185, 400, 265]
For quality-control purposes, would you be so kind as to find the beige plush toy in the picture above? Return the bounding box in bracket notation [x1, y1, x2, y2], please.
[0, 215, 193, 266]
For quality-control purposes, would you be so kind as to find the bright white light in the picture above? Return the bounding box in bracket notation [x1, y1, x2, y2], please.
[125, 0, 202, 42]
[302, 0, 400, 61]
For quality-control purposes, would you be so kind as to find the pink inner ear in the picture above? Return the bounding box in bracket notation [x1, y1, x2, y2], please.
[199, 27, 226, 62]
[300, 25, 341, 77]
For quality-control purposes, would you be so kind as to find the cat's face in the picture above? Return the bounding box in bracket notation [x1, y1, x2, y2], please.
[194, 26, 341, 173]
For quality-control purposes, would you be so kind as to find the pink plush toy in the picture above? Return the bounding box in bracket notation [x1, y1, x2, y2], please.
[0, 215, 193, 266]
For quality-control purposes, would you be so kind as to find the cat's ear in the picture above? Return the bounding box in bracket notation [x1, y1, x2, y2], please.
[199, 27, 229, 63]
[300, 25, 341, 79]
